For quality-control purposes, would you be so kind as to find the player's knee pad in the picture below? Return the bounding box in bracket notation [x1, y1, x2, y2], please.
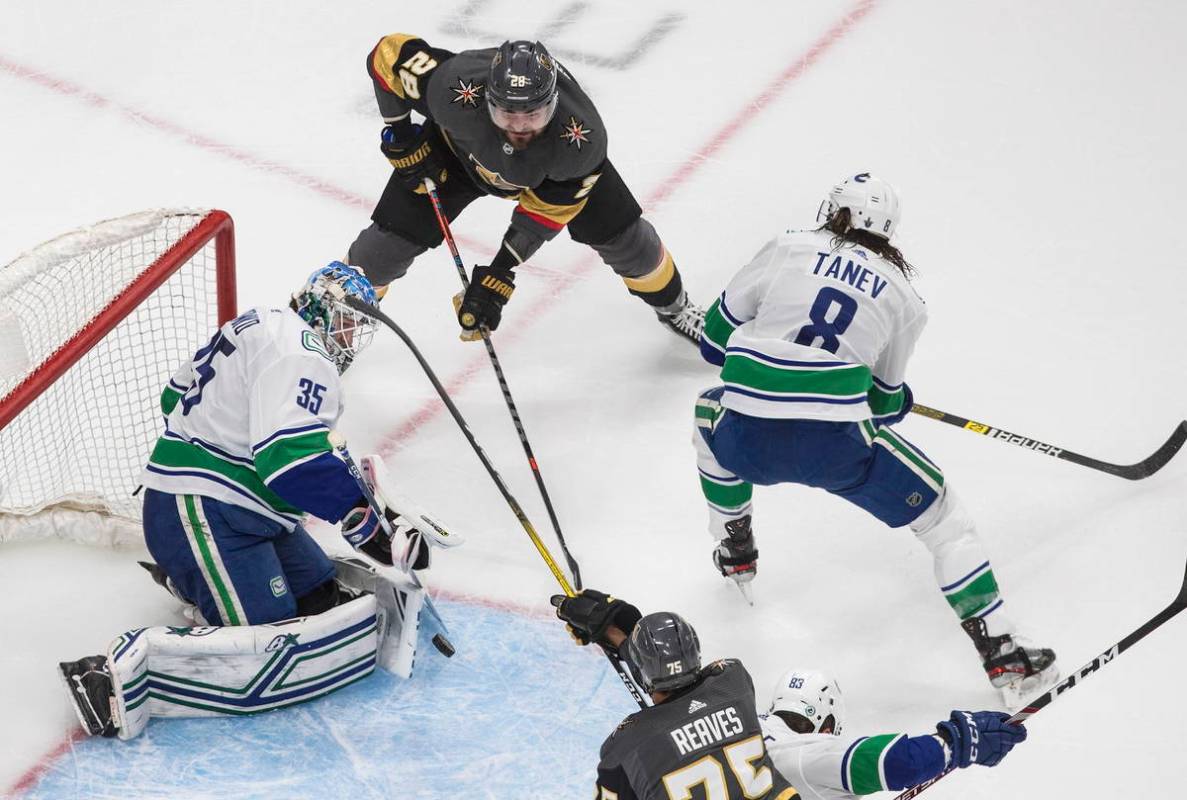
[910, 487, 974, 546]
[107, 593, 381, 740]
[347, 222, 427, 286]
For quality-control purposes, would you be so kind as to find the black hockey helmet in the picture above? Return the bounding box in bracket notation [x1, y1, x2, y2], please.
[487, 40, 559, 127]
[628, 612, 702, 693]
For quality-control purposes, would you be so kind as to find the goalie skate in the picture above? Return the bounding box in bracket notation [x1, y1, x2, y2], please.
[58, 655, 117, 737]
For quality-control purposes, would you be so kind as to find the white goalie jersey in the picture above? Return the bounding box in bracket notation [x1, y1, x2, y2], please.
[140, 306, 347, 528]
[700, 229, 927, 423]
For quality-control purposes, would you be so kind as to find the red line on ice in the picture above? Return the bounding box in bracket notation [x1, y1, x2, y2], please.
[0, 1, 880, 791]
[3, 728, 86, 797]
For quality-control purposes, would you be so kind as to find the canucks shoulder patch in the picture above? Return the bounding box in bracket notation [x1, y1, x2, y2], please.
[301, 329, 333, 362]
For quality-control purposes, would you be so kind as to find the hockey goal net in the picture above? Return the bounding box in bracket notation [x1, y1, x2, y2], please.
[0, 209, 236, 547]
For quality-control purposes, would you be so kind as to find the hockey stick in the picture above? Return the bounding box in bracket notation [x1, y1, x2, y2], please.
[423, 177, 583, 592]
[911, 403, 1187, 480]
[345, 295, 649, 709]
[327, 431, 455, 658]
[895, 553, 1187, 798]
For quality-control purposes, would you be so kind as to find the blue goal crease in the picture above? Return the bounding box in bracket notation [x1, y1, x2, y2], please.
[26, 600, 634, 800]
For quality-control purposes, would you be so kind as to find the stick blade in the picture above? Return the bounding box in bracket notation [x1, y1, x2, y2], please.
[1131, 421, 1187, 479]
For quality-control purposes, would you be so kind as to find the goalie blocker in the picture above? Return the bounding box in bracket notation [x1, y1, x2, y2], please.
[59, 556, 442, 740]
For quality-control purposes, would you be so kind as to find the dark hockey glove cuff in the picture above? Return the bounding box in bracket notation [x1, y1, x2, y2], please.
[936, 710, 1025, 769]
[550, 590, 642, 647]
[380, 122, 448, 192]
[457, 265, 515, 332]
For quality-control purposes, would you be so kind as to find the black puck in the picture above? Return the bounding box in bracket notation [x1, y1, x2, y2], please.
[432, 633, 455, 658]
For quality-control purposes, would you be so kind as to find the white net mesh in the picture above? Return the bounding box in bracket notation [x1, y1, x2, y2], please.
[0, 210, 229, 546]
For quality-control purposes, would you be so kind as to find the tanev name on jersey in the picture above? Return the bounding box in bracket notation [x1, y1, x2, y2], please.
[811, 251, 889, 298]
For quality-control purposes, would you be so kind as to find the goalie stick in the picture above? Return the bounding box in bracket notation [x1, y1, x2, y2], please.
[328, 432, 455, 658]
[895, 553, 1187, 799]
[423, 177, 584, 593]
[911, 403, 1187, 480]
[344, 295, 650, 710]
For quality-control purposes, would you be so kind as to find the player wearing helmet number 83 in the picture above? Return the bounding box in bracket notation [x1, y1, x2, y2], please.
[760, 669, 1026, 798]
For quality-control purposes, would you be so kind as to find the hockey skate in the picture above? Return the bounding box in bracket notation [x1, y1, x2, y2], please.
[962, 617, 1059, 709]
[713, 516, 758, 605]
[138, 560, 207, 624]
[656, 291, 705, 345]
[59, 655, 118, 737]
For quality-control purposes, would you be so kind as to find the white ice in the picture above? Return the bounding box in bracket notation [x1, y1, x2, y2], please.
[2, 0, 1186, 797]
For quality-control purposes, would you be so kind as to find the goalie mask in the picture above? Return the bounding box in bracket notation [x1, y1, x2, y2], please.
[817, 172, 901, 240]
[769, 668, 846, 737]
[292, 262, 378, 374]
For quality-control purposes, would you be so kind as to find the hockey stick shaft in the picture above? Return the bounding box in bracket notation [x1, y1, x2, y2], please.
[424, 178, 583, 591]
[327, 431, 451, 639]
[895, 555, 1187, 799]
[345, 296, 648, 708]
[910, 403, 1187, 480]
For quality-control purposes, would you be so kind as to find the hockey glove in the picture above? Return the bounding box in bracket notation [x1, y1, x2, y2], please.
[874, 382, 914, 428]
[457, 264, 515, 333]
[550, 589, 642, 647]
[341, 498, 396, 566]
[936, 710, 1027, 769]
[380, 121, 448, 193]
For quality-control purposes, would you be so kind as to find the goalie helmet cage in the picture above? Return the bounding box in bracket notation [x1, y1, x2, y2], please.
[0, 209, 236, 547]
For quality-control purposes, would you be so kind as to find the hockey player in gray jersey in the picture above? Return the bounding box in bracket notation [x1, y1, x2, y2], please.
[348, 35, 704, 343]
[760, 668, 1026, 798]
[552, 590, 800, 800]
[695, 174, 1057, 706]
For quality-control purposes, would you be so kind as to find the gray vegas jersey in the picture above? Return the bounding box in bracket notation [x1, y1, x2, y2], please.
[596, 660, 799, 800]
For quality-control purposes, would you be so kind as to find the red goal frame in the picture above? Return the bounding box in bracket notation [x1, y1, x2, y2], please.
[0, 210, 237, 430]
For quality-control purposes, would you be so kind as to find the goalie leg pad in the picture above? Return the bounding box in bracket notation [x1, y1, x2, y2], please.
[106, 594, 381, 740]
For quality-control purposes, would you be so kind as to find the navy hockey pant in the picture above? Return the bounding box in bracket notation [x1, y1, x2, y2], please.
[142, 488, 334, 626]
[694, 387, 943, 531]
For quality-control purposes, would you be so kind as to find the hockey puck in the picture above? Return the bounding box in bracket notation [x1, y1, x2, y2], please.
[432, 633, 455, 658]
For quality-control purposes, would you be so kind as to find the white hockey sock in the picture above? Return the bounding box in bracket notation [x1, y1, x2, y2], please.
[912, 487, 1016, 637]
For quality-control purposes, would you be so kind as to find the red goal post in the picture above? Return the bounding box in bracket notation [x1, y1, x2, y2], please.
[0, 209, 236, 546]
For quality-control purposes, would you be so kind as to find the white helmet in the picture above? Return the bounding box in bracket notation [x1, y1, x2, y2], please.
[817, 172, 901, 240]
[769, 668, 846, 737]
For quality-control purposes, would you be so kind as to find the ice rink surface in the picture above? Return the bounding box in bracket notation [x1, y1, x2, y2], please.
[2, 0, 1185, 796]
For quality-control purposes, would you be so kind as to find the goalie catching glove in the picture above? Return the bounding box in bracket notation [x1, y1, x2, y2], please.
[550, 589, 642, 647]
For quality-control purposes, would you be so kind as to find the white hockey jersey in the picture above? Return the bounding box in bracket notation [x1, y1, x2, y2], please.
[141, 307, 351, 528]
[761, 715, 909, 798]
[701, 229, 926, 422]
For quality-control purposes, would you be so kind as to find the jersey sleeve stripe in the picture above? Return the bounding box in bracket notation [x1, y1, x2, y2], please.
[847, 733, 904, 795]
[252, 422, 328, 454]
[718, 295, 745, 327]
[702, 299, 733, 356]
[840, 736, 867, 792]
[255, 429, 333, 482]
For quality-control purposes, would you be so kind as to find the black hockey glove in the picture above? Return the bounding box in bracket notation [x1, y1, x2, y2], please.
[550, 589, 642, 647]
[457, 264, 515, 332]
[380, 121, 448, 193]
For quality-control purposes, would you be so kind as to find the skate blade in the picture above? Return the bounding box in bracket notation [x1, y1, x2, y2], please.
[997, 661, 1061, 712]
[733, 581, 755, 606]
